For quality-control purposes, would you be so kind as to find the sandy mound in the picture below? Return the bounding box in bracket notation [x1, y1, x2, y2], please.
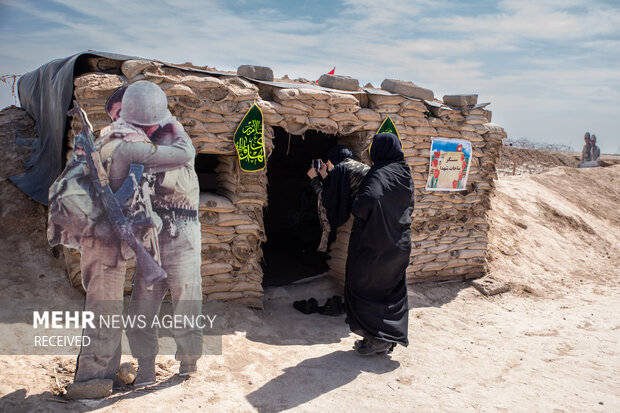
[488, 165, 620, 296]
[498, 146, 620, 176]
[0, 105, 618, 411]
[0, 107, 80, 305]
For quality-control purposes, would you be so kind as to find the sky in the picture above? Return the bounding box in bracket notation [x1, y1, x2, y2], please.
[0, 0, 619, 153]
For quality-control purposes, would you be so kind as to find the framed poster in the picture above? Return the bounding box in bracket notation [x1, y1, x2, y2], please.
[426, 138, 472, 191]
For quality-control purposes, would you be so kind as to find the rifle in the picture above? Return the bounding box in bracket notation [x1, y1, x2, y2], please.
[69, 101, 167, 287]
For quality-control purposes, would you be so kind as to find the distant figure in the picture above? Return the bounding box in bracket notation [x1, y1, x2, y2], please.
[581, 132, 591, 163]
[578, 132, 600, 168]
[590, 134, 601, 164]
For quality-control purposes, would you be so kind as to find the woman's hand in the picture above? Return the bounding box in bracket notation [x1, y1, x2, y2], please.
[326, 160, 335, 172]
[318, 161, 328, 179]
[307, 167, 318, 179]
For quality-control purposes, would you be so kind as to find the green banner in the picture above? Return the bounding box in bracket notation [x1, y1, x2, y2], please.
[233, 104, 266, 172]
[376, 115, 400, 140]
[370, 115, 402, 156]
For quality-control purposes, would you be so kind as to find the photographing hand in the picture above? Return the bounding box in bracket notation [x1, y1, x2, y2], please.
[307, 167, 318, 179]
[318, 162, 328, 179]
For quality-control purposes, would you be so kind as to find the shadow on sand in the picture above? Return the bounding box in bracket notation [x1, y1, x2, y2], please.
[246, 349, 400, 412]
[236, 277, 472, 347]
[0, 279, 472, 411]
[0, 374, 186, 412]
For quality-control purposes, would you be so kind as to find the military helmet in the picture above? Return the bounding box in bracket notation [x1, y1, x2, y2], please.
[120, 81, 170, 126]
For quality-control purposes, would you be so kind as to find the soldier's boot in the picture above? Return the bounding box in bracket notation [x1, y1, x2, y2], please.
[179, 360, 197, 377]
[134, 357, 156, 386]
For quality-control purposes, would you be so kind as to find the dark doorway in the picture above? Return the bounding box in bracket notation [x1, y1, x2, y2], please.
[262, 127, 337, 286]
[195, 153, 219, 193]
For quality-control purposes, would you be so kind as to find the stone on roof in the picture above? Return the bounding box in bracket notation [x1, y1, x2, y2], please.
[237, 65, 274, 81]
[381, 79, 434, 101]
[443, 94, 478, 107]
[318, 74, 359, 91]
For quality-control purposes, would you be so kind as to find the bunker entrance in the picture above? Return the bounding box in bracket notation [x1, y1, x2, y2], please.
[261, 127, 337, 286]
[195, 153, 220, 193]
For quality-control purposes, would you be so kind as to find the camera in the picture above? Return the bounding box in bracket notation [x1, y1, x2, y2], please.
[312, 159, 322, 170]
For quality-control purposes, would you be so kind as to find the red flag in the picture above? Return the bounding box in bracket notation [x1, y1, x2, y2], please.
[316, 67, 336, 83]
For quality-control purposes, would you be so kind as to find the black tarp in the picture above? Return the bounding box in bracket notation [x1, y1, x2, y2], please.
[10, 51, 138, 204]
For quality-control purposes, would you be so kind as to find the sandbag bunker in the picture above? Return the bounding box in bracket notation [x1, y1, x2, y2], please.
[63, 57, 506, 309]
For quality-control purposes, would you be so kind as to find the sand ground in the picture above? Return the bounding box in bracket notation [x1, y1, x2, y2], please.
[0, 112, 618, 412]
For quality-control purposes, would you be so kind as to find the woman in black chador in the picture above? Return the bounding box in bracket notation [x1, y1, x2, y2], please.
[346, 133, 415, 356]
[308, 145, 369, 251]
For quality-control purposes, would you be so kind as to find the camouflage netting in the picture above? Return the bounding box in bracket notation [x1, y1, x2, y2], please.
[63, 58, 506, 308]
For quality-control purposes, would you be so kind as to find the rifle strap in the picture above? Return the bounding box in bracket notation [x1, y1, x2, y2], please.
[114, 163, 145, 205]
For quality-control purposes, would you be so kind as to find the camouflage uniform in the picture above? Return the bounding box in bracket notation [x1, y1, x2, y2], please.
[126, 121, 203, 371]
[75, 120, 195, 383]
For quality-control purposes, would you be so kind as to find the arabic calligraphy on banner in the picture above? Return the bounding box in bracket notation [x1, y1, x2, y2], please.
[426, 137, 472, 191]
[376, 115, 400, 139]
[369, 115, 402, 156]
[233, 104, 266, 172]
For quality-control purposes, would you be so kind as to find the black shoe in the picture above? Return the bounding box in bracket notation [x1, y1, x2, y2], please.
[179, 361, 197, 377]
[355, 338, 396, 352]
[317, 298, 332, 315]
[354, 338, 368, 349]
[134, 358, 156, 386]
[356, 337, 392, 356]
[293, 298, 319, 314]
[332, 296, 345, 314]
[319, 297, 344, 316]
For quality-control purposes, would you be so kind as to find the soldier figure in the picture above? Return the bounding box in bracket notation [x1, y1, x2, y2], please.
[74, 81, 195, 387]
[124, 82, 203, 385]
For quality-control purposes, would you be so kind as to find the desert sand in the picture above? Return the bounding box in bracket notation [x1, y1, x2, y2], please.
[0, 110, 618, 411]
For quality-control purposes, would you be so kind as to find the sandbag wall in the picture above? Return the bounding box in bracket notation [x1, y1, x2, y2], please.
[398, 103, 505, 282]
[318, 93, 506, 285]
[65, 59, 506, 307]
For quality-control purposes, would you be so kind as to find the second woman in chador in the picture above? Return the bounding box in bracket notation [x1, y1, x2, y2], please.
[307, 145, 369, 251]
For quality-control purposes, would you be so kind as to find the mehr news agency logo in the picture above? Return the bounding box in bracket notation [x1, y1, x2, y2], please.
[32, 311, 217, 347]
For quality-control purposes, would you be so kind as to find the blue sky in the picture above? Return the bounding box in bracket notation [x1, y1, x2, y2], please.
[1, 0, 619, 153]
[432, 138, 471, 157]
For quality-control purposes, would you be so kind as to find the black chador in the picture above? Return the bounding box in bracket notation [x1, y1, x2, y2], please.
[345, 133, 414, 346]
